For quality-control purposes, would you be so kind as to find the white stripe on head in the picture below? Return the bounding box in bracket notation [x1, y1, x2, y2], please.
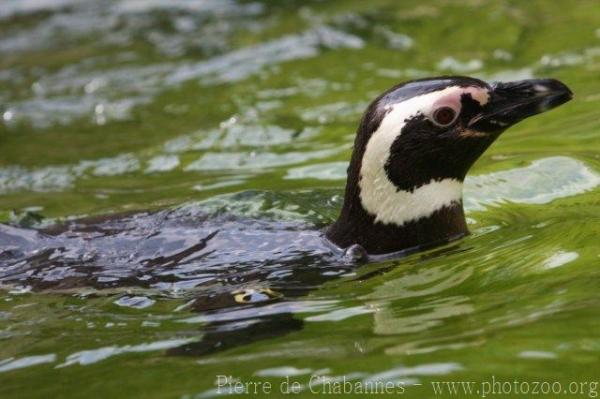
[359, 86, 488, 226]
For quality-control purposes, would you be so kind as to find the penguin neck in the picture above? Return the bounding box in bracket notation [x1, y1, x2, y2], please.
[326, 179, 468, 254]
[325, 131, 469, 254]
[325, 98, 470, 255]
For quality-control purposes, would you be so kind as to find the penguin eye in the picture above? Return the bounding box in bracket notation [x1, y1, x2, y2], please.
[432, 106, 458, 127]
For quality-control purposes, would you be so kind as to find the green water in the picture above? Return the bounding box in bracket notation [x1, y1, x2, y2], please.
[1, 0, 600, 397]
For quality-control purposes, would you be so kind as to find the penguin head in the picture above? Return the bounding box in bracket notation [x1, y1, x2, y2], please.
[348, 76, 572, 227]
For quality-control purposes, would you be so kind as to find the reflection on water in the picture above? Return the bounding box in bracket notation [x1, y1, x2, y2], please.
[58, 338, 198, 367]
[464, 157, 600, 210]
[1, 0, 600, 398]
[3, 6, 364, 128]
[0, 354, 57, 373]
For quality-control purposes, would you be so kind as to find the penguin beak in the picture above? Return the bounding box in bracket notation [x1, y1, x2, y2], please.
[468, 78, 573, 133]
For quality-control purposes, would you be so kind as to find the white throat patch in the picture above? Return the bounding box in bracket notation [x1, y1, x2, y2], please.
[358, 86, 485, 226]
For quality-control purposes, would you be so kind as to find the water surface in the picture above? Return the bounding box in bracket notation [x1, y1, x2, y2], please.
[1, 1, 600, 398]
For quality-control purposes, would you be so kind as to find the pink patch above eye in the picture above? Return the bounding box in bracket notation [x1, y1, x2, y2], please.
[430, 86, 490, 121]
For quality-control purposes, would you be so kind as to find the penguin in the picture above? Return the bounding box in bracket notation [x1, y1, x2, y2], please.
[326, 76, 572, 255]
[0, 76, 572, 357]
[0, 76, 571, 293]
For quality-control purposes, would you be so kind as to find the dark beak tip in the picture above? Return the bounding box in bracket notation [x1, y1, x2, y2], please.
[491, 77, 573, 100]
[538, 78, 573, 98]
[540, 78, 574, 110]
[472, 77, 574, 133]
[507, 77, 574, 110]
